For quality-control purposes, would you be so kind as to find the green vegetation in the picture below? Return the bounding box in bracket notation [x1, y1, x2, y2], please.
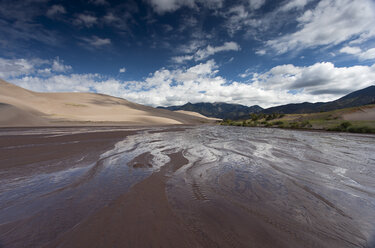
[327, 121, 375, 133]
[220, 105, 375, 134]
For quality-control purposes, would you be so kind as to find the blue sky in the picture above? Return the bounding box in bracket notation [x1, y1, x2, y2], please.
[0, 0, 375, 108]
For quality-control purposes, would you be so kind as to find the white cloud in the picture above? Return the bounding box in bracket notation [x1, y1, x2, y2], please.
[0, 58, 48, 78]
[52, 57, 72, 72]
[147, 0, 224, 14]
[4, 57, 375, 109]
[195, 42, 241, 61]
[81, 36, 111, 47]
[267, 0, 375, 54]
[223, 4, 263, 36]
[0, 57, 71, 79]
[254, 62, 375, 96]
[172, 42, 240, 63]
[172, 55, 194, 63]
[74, 14, 98, 27]
[339, 46, 362, 55]
[360, 48, 375, 60]
[255, 49, 266, 55]
[239, 69, 254, 78]
[248, 0, 266, 10]
[177, 40, 206, 54]
[148, 0, 195, 14]
[119, 67, 126, 73]
[46, 5, 66, 18]
[280, 0, 310, 12]
[340, 46, 375, 60]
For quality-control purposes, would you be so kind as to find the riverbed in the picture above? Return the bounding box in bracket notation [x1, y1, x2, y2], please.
[0, 126, 374, 247]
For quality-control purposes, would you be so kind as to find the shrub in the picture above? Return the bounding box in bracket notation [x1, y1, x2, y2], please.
[273, 121, 283, 126]
[250, 113, 259, 121]
[340, 121, 352, 129]
[289, 122, 300, 129]
[300, 120, 312, 128]
[327, 121, 352, 132]
[348, 126, 374, 133]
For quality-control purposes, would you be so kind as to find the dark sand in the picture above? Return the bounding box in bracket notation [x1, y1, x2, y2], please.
[1, 126, 375, 247]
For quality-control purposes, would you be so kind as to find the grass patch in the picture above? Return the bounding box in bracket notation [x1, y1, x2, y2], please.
[220, 104, 375, 134]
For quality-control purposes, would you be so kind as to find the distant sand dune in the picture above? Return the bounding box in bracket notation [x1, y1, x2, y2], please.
[343, 106, 375, 121]
[175, 110, 222, 121]
[0, 79, 216, 127]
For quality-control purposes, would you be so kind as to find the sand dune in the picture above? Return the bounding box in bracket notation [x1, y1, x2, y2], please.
[0, 79, 216, 126]
[175, 110, 222, 121]
[343, 105, 375, 121]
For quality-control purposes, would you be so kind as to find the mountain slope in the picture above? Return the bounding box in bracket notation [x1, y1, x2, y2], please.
[158, 102, 263, 120]
[158, 86, 375, 118]
[0, 79, 215, 127]
[262, 85, 375, 114]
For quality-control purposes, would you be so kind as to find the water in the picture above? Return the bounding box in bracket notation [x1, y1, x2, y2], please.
[0, 126, 374, 247]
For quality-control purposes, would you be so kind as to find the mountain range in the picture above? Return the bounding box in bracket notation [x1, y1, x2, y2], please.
[158, 85, 375, 119]
[158, 102, 263, 120]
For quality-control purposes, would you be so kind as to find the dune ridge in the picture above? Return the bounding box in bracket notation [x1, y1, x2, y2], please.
[0, 79, 215, 127]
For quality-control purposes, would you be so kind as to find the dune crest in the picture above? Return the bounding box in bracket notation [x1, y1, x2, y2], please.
[0, 79, 215, 127]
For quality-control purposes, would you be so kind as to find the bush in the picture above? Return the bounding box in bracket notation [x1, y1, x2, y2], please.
[340, 121, 352, 129]
[273, 121, 283, 126]
[348, 126, 375, 133]
[327, 121, 352, 132]
[300, 120, 312, 128]
[290, 122, 300, 129]
[250, 113, 259, 121]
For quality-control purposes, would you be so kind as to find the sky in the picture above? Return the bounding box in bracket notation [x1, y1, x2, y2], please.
[0, 0, 375, 108]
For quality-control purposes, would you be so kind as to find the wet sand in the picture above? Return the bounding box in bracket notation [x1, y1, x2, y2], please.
[0, 126, 375, 247]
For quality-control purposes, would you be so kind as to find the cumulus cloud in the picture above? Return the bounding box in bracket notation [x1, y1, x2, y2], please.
[3, 57, 375, 108]
[74, 13, 98, 27]
[254, 62, 375, 96]
[0, 57, 74, 79]
[81, 36, 111, 47]
[46, 5, 66, 18]
[267, 0, 375, 54]
[340, 46, 375, 60]
[119, 67, 126, 73]
[52, 57, 72, 72]
[0, 58, 48, 78]
[172, 42, 240, 63]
